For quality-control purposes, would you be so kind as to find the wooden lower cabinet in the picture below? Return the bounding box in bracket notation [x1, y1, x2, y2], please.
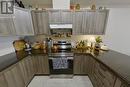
[0, 55, 49, 87]
[18, 56, 36, 86]
[35, 55, 49, 74]
[74, 54, 130, 87]
[93, 62, 116, 87]
[88, 56, 116, 87]
[3, 63, 25, 87]
[1, 53, 130, 87]
[114, 78, 130, 87]
[74, 54, 89, 74]
[88, 56, 95, 76]
[0, 73, 8, 87]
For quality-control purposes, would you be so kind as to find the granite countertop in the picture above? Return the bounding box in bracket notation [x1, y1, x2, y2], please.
[73, 49, 130, 84]
[0, 49, 130, 84]
[0, 50, 47, 72]
[92, 50, 130, 84]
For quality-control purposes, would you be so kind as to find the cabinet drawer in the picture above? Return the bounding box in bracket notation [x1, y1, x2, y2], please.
[114, 78, 130, 87]
[94, 61, 116, 87]
[98, 63, 115, 81]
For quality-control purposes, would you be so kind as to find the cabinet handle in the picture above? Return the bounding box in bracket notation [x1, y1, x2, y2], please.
[99, 64, 107, 71]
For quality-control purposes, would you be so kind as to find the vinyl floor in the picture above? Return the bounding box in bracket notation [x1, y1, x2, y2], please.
[28, 76, 93, 87]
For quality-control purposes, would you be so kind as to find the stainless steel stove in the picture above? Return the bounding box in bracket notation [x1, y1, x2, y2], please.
[48, 41, 73, 78]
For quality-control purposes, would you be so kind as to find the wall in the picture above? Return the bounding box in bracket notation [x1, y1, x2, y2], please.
[103, 8, 130, 56]
[0, 36, 19, 56]
[52, 0, 70, 9]
[25, 35, 101, 49]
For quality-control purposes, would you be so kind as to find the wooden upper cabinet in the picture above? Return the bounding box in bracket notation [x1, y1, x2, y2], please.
[73, 10, 109, 35]
[14, 7, 34, 36]
[31, 11, 49, 35]
[61, 10, 73, 24]
[0, 9, 108, 36]
[72, 11, 84, 35]
[48, 10, 73, 24]
[0, 15, 15, 36]
[94, 10, 108, 34]
[48, 10, 61, 24]
[82, 11, 96, 34]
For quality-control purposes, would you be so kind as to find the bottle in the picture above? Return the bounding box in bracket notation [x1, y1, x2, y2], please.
[46, 38, 52, 53]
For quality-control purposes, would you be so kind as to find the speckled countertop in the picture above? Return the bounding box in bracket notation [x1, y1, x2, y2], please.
[73, 49, 130, 84]
[0, 50, 47, 72]
[0, 49, 130, 84]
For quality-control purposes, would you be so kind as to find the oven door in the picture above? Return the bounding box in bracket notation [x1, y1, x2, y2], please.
[49, 57, 73, 74]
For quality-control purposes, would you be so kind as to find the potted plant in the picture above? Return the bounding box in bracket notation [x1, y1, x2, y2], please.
[95, 36, 102, 49]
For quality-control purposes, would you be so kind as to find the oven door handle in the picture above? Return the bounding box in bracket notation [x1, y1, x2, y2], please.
[49, 57, 73, 60]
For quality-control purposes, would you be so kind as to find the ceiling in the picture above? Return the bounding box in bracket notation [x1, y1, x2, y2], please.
[22, 0, 130, 8]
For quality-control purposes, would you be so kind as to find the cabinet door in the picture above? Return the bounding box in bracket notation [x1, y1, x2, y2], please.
[114, 78, 130, 87]
[61, 10, 73, 24]
[18, 56, 36, 86]
[82, 11, 95, 34]
[25, 56, 36, 80]
[87, 55, 95, 76]
[89, 59, 116, 87]
[74, 54, 88, 74]
[18, 58, 29, 86]
[0, 17, 15, 36]
[0, 73, 8, 87]
[87, 55, 97, 86]
[48, 10, 61, 24]
[35, 55, 49, 74]
[94, 10, 108, 34]
[72, 11, 84, 35]
[3, 64, 25, 87]
[82, 10, 108, 35]
[31, 11, 49, 35]
[14, 8, 34, 35]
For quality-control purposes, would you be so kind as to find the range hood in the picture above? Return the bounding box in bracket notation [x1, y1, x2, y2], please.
[50, 24, 72, 29]
[52, 0, 70, 9]
[50, 24, 72, 36]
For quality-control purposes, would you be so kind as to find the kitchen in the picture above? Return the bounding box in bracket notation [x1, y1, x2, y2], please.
[0, 0, 130, 87]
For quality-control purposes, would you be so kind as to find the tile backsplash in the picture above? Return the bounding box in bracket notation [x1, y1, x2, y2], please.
[24, 35, 47, 43]
[24, 35, 103, 44]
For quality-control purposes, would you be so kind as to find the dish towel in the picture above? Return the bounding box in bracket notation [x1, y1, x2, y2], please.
[52, 58, 68, 69]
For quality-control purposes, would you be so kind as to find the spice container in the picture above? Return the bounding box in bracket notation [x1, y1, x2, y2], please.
[76, 4, 80, 10]
[91, 4, 96, 10]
